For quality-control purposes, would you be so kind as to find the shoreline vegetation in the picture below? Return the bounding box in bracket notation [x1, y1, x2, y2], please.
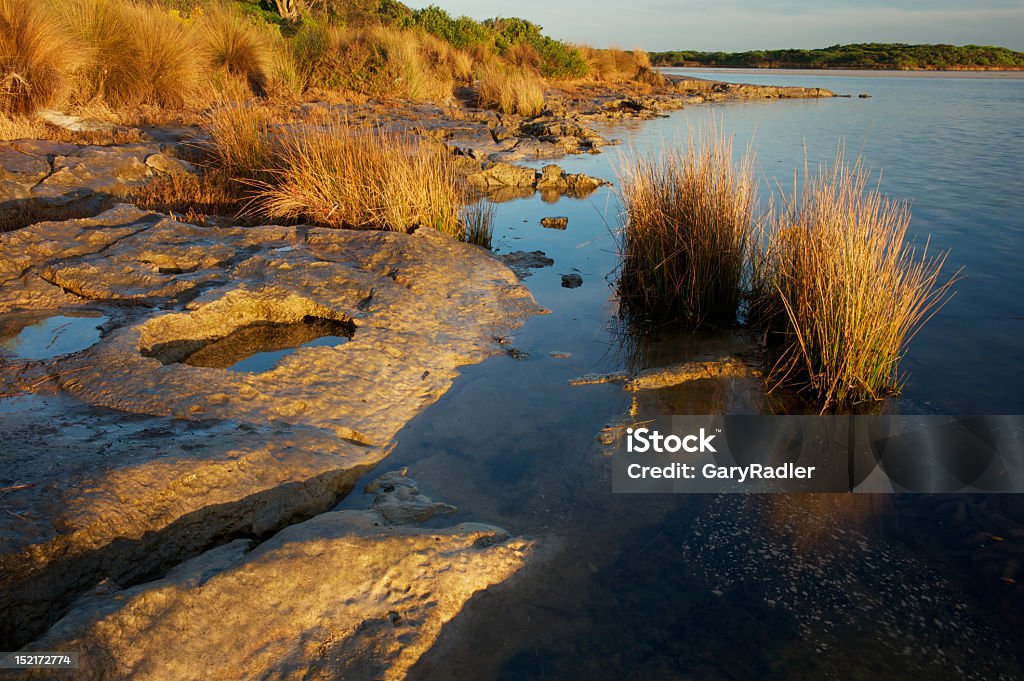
[0, 0, 670, 238]
[615, 127, 958, 411]
[651, 43, 1024, 70]
[0, 0, 947, 413]
[0, 0, 831, 238]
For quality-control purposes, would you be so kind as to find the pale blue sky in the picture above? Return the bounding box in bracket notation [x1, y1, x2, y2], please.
[405, 1, 1024, 51]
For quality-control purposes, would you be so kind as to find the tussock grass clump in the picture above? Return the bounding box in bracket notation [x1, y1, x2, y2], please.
[252, 122, 461, 234]
[0, 0, 77, 114]
[126, 3, 203, 108]
[477, 62, 545, 116]
[418, 32, 473, 83]
[578, 46, 657, 83]
[55, 0, 137, 106]
[504, 42, 541, 72]
[56, 0, 202, 108]
[615, 128, 758, 326]
[198, 2, 269, 95]
[203, 101, 274, 177]
[292, 21, 454, 102]
[761, 155, 957, 409]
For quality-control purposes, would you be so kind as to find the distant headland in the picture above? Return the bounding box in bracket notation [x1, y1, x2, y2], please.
[650, 43, 1024, 70]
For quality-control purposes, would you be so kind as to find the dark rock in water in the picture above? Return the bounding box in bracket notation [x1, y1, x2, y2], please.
[499, 250, 554, 278]
[561, 273, 583, 288]
[540, 216, 568, 230]
[505, 346, 530, 360]
[859, 93, 872, 98]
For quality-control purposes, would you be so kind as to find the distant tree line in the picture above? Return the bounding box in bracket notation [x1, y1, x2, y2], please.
[649, 43, 1024, 70]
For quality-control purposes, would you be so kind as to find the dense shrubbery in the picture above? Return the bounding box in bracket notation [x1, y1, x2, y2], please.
[651, 43, 1024, 69]
[406, 8, 587, 78]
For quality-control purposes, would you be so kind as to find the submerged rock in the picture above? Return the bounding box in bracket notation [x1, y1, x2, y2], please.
[0, 205, 540, 649]
[499, 250, 555, 278]
[366, 470, 457, 524]
[561, 273, 583, 288]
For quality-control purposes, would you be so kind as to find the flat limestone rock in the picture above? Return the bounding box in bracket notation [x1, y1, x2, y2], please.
[0, 141, 183, 215]
[0, 206, 540, 649]
[15, 503, 532, 681]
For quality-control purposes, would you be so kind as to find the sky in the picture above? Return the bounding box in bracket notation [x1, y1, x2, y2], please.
[403, 1, 1024, 51]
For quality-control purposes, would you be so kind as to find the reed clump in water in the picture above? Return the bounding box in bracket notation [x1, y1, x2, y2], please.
[758, 154, 958, 410]
[615, 128, 957, 410]
[615, 126, 758, 327]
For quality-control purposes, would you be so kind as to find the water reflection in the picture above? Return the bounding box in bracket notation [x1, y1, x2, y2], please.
[385, 70, 1023, 678]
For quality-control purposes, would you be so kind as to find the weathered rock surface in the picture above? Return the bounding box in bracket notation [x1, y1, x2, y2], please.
[0, 140, 192, 217]
[466, 161, 538, 188]
[0, 205, 539, 648]
[467, 161, 608, 199]
[366, 470, 457, 524]
[12, 473, 531, 681]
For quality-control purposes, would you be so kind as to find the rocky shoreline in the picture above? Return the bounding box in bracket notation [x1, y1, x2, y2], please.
[0, 75, 831, 678]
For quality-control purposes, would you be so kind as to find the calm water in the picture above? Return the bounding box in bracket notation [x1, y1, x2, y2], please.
[556, 67, 1024, 414]
[343, 71, 1024, 679]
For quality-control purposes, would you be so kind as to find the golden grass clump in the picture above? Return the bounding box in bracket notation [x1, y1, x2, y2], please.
[55, 0, 136, 106]
[615, 127, 758, 326]
[761, 154, 957, 409]
[252, 121, 461, 234]
[292, 21, 454, 102]
[0, 0, 77, 114]
[202, 101, 274, 177]
[477, 62, 545, 116]
[123, 168, 246, 225]
[127, 3, 203, 108]
[366, 25, 453, 102]
[56, 0, 203, 108]
[419, 32, 473, 83]
[198, 2, 269, 95]
[579, 46, 654, 82]
[504, 42, 541, 72]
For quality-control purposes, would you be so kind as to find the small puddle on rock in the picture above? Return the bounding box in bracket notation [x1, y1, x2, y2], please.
[0, 313, 108, 360]
[153, 316, 355, 373]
